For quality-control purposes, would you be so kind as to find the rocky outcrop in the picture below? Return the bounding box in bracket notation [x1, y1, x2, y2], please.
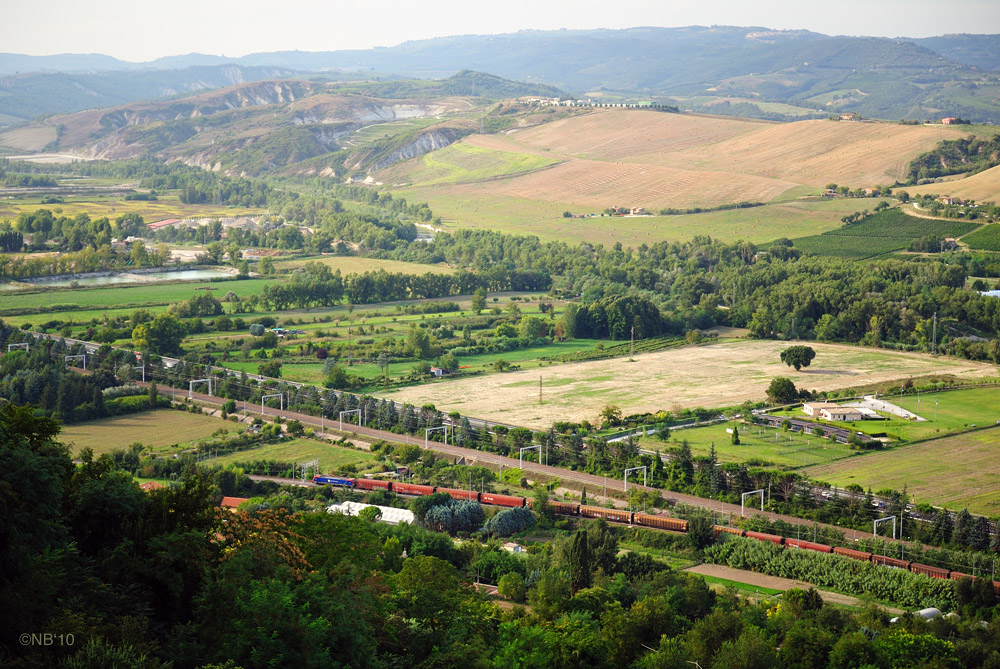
[368, 127, 469, 172]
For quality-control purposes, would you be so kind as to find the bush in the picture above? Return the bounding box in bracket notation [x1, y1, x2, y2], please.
[483, 506, 536, 537]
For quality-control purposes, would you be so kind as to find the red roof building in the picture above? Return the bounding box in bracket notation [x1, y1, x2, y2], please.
[220, 496, 249, 510]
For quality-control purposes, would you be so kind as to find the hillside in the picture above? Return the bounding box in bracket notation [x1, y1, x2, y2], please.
[379, 109, 974, 229]
[0, 72, 568, 177]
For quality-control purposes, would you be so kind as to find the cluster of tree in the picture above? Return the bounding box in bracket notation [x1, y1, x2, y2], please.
[907, 133, 1000, 182]
[561, 295, 670, 340]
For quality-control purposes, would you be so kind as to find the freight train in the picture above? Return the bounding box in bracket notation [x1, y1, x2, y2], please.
[314, 475, 997, 594]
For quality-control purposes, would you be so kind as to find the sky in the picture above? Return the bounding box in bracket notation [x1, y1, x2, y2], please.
[5, 0, 1000, 62]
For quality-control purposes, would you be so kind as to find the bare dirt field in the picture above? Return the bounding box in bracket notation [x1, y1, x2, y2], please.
[385, 340, 996, 429]
[911, 164, 1000, 205]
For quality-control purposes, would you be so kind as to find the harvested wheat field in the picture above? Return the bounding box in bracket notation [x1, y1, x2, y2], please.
[385, 340, 996, 429]
[911, 164, 1000, 205]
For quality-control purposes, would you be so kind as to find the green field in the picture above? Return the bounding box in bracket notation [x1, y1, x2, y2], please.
[59, 409, 227, 456]
[214, 437, 376, 473]
[640, 420, 857, 469]
[804, 426, 1000, 515]
[792, 208, 980, 259]
[771, 386, 1000, 443]
[0, 190, 263, 222]
[961, 224, 1000, 251]
[0, 277, 278, 315]
[396, 190, 890, 247]
[387, 142, 560, 186]
[273, 255, 455, 275]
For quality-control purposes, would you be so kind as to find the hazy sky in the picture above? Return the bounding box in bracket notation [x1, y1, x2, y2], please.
[6, 0, 999, 61]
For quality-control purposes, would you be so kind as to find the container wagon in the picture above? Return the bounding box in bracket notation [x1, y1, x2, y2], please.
[353, 478, 391, 491]
[481, 493, 526, 508]
[394, 483, 436, 497]
[579, 505, 633, 524]
[634, 514, 687, 532]
[949, 571, 975, 581]
[871, 555, 910, 570]
[313, 476, 354, 486]
[833, 546, 872, 562]
[713, 525, 745, 537]
[785, 539, 833, 554]
[437, 487, 480, 502]
[910, 563, 950, 580]
[547, 501, 581, 516]
[745, 531, 784, 546]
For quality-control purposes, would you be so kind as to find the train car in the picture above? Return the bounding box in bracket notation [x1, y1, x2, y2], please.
[579, 505, 633, 524]
[394, 482, 436, 497]
[871, 555, 910, 570]
[634, 514, 688, 532]
[993, 581, 1000, 597]
[481, 493, 526, 508]
[313, 475, 354, 486]
[785, 539, 833, 554]
[833, 546, 873, 562]
[353, 478, 391, 491]
[713, 525, 745, 537]
[547, 501, 581, 516]
[949, 571, 976, 582]
[910, 563, 950, 580]
[745, 530, 784, 546]
[437, 487, 480, 502]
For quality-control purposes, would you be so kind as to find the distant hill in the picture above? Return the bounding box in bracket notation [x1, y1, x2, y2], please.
[0, 65, 299, 124]
[3, 26, 1000, 125]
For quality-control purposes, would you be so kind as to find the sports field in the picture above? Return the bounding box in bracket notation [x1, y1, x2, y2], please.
[641, 420, 856, 469]
[214, 437, 376, 472]
[383, 340, 996, 429]
[59, 409, 226, 456]
[804, 427, 1000, 516]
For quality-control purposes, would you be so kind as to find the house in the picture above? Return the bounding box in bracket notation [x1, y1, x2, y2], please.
[839, 113, 858, 121]
[802, 402, 841, 417]
[937, 196, 964, 206]
[629, 207, 647, 216]
[820, 407, 865, 422]
[502, 541, 524, 553]
[941, 117, 958, 125]
[139, 481, 165, 492]
[220, 496, 249, 511]
[430, 367, 446, 377]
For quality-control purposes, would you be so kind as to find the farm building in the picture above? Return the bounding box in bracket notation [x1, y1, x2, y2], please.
[803, 402, 841, 417]
[820, 407, 865, 422]
[220, 496, 249, 511]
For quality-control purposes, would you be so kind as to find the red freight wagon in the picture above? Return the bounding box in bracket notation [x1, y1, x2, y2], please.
[394, 483, 436, 497]
[871, 554, 910, 570]
[948, 571, 975, 581]
[993, 581, 1000, 596]
[745, 531, 784, 546]
[910, 563, 950, 579]
[785, 539, 833, 554]
[548, 501, 581, 515]
[437, 487, 479, 502]
[579, 505, 633, 523]
[353, 478, 391, 491]
[833, 546, 873, 562]
[481, 493, 526, 508]
[714, 525, 745, 537]
[634, 514, 687, 532]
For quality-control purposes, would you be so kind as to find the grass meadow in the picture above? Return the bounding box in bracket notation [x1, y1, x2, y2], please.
[59, 409, 227, 457]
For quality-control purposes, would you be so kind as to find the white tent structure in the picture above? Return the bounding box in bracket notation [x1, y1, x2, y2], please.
[327, 501, 414, 526]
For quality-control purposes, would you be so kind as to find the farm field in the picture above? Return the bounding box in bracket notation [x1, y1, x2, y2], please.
[400, 189, 888, 246]
[273, 255, 455, 275]
[792, 208, 979, 259]
[383, 340, 996, 429]
[803, 426, 1000, 516]
[911, 164, 1000, 206]
[0, 190, 264, 221]
[640, 420, 856, 469]
[959, 223, 1000, 251]
[59, 409, 226, 457]
[378, 141, 560, 186]
[0, 277, 277, 314]
[213, 437, 376, 473]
